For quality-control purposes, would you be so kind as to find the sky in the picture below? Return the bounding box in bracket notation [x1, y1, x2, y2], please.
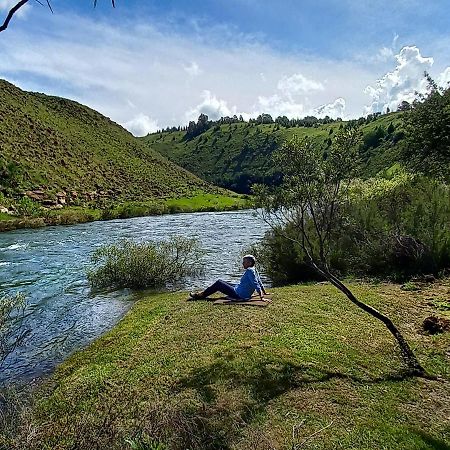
[0, 0, 449, 135]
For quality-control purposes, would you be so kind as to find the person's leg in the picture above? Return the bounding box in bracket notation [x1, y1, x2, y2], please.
[200, 279, 240, 299]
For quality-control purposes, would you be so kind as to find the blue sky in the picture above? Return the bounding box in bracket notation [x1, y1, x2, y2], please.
[1, 0, 449, 134]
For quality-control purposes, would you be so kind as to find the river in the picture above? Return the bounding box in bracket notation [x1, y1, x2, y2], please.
[0, 210, 270, 385]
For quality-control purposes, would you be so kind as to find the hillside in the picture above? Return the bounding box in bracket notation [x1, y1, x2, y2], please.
[141, 114, 405, 193]
[0, 79, 226, 210]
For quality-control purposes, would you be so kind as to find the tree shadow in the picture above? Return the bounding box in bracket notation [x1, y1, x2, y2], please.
[412, 430, 450, 450]
[171, 356, 412, 449]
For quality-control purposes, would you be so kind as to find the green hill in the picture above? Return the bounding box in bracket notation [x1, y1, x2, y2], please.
[0, 79, 233, 212]
[141, 114, 405, 193]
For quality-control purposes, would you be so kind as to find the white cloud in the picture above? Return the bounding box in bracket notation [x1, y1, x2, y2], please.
[376, 46, 395, 62]
[277, 73, 324, 95]
[314, 97, 346, 118]
[364, 46, 434, 113]
[186, 90, 236, 121]
[0, 0, 30, 18]
[7, 13, 450, 132]
[439, 67, 450, 87]
[0, 12, 377, 131]
[255, 93, 306, 118]
[124, 114, 159, 136]
[183, 61, 202, 77]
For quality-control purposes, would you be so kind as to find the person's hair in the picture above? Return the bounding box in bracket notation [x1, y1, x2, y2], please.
[243, 254, 256, 266]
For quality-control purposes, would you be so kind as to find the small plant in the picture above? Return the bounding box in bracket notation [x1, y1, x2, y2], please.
[87, 237, 204, 290]
[401, 281, 420, 292]
[125, 435, 167, 450]
[16, 196, 42, 217]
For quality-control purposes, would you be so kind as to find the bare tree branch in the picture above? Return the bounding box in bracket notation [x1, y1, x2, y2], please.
[1, 0, 116, 34]
[0, 0, 30, 33]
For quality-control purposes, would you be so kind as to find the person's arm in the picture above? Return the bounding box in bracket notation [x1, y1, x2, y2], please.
[248, 269, 264, 299]
[255, 267, 268, 295]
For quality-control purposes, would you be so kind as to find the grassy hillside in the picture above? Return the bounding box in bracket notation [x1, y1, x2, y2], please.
[0, 79, 230, 208]
[5, 280, 450, 449]
[141, 114, 404, 193]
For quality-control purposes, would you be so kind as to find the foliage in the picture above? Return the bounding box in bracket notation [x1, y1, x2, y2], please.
[247, 226, 322, 286]
[87, 237, 204, 290]
[255, 128, 361, 266]
[402, 75, 450, 180]
[256, 174, 450, 283]
[338, 175, 450, 280]
[0, 293, 29, 369]
[254, 129, 425, 374]
[15, 197, 41, 217]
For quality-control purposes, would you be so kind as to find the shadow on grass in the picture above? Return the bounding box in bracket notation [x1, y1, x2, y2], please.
[172, 357, 412, 449]
[413, 430, 450, 450]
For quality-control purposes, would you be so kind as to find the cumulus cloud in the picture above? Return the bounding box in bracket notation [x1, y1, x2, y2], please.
[250, 72, 334, 119]
[364, 46, 433, 113]
[124, 114, 159, 136]
[255, 93, 305, 118]
[277, 73, 324, 96]
[183, 61, 202, 77]
[185, 90, 236, 121]
[314, 97, 346, 118]
[0, 0, 30, 18]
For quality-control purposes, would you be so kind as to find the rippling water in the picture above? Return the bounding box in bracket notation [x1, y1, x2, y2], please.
[0, 210, 269, 384]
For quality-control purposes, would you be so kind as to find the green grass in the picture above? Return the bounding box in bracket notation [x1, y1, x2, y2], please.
[0, 194, 249, 232]
[7, 279, 450, 449]
[141, 114, 405, 193]
[164, 193, 249, 213]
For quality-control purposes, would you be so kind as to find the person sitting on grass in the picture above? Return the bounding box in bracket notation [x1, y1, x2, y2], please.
[189, 254, 269, 301]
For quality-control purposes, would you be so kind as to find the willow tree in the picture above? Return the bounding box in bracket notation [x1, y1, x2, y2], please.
[254, 128, 426, 376]
[0, 0, 115, 33]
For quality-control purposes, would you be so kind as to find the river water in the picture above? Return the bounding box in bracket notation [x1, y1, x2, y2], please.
[0, 210, 270, 385]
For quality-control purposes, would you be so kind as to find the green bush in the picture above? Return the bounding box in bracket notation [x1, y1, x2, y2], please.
[87, 237, 204, 290]
[16, 197, 41, 217]
[256, 175, 449, 283]
[248, 227, 323, 285]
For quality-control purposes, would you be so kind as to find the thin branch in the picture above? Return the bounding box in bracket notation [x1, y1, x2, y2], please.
[1, 0, 116, 34]
[0, 0, 30, 33]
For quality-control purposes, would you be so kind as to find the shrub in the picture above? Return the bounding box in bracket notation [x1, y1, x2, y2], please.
[15, 197, 41, 217]
[340, 175, 450, 280]
[248, 227, 323, 286]
[256, 175, 449, 283]
[87, 237, 204, 290]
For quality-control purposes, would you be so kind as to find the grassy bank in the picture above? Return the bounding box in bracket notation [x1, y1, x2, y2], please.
[4, 280, 450, 449]
[0, 194, 249, 232]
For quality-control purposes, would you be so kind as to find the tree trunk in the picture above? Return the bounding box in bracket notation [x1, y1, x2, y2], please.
[312, 264, 426, 376]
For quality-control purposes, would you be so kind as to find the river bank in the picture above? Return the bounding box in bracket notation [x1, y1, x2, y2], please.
[0, 209, 269, 384]
[0, 194, 250, 233]
[2, 279, 450, 449]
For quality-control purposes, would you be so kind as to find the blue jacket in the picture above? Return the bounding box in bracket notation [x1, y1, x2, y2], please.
[234, 267, 263, 299]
